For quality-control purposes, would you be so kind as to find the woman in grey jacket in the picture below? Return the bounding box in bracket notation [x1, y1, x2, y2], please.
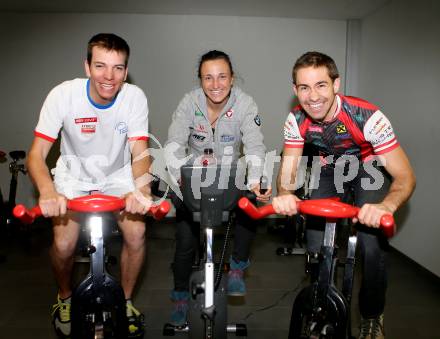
[165, 50, 272, 327]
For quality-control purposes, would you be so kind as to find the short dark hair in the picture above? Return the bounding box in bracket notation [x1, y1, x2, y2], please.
[292, 51, 339, 84]
[87, 33, 130, 66]
[198, 50, 234, 78]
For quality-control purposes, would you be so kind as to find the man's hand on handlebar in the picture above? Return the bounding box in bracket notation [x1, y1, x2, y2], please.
[272, 193, 301, 216]
[249, 183, 272, 202]
[39, 190, 67, 217]
[355, 203, 394, 228]
[124, 189, 153, 215]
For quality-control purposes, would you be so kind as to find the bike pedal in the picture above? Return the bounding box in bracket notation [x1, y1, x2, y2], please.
[163, 323, 176, 336]
[54, 329, 71, 339]
[276, 247, 293, 256]
[163, 322, 188, 336]
[235, 323, 247, 336]
[128, 328, 145, 339]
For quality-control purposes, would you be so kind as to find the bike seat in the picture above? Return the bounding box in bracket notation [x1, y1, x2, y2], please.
[9, 150, 26, 160]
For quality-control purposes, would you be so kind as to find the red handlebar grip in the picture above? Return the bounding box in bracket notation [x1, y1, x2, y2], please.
[149, 200, 171, 220]
[238, 197, 258, 219]
[380, 214, 395, 238]
[13, 205, 42, 224]
[238, 197, 275, 219]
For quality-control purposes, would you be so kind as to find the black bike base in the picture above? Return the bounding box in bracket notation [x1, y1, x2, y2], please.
[276, 246, 306, 256]
[289, 283, 349, 339]
[71, 274, 128, 339]
[163, 270, 247, 338]
[163, 323, 247, 337]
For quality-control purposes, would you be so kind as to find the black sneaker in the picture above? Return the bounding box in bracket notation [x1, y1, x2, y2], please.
[126, 302, 145, 338]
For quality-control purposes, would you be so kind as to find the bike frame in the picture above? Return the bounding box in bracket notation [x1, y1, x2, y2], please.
[14, 194, 170, 338]
[238, 197, 394, 338]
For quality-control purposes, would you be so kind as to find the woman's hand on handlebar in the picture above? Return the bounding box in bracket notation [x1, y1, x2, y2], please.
[39, 189, 67, 217]
[272, 193, 301, 216]
[124, 189, 153, 215]
[249, 183, 272, 202]
[355, 203, 394, 228]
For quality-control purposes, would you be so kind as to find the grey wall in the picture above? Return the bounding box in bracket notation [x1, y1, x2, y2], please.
[0, 13, 346, 207]
[358, 0, 440, 276]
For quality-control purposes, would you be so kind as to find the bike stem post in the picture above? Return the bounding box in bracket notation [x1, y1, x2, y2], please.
[317, 220, 337, 302]
[88, 214, 106, 289]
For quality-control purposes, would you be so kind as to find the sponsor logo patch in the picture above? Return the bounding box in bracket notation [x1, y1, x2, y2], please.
[81, 125, 96, 134]
[373, 123, 387, 135]
[335, 133, 350, 139]
[336, 124, 347, 134]
[308, 125, 323, 133]
[334, 139, 354, 148]
[76, 117, 98, 134]
[195, 110, 203, 117]
[226, 109, 234, 118]
[192, 134, 206, 141]
[75, 117, 98, 124]
[254, 115, 261, 126]
[195, 124, 208, 134]
[115, 122, 128, 134]
[220, 135, 235, 142]
[284, 131, 301, 140]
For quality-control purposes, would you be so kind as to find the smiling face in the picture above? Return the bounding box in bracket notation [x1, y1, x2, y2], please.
[294, 66, 340, 122]
[200, 59, 234, 109]
[84, 46, 128, 105]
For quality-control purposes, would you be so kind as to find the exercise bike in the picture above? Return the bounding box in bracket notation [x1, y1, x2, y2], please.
[0, 150, 27, 263]
[238, 197, 394, 339]
[14, 194, 170, 339]
[163, 161, 248, 338]
[0, 150, 27, 228]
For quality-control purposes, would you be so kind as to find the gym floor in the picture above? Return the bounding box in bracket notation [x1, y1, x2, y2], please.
[0, 216, 439, 339]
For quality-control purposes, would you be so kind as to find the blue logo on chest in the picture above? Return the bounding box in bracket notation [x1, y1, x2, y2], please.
[221, 135, 235, 143]
[115, 122, 128, 134]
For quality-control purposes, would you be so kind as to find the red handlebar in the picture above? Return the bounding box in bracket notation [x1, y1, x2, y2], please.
[13, 194, 171, 223]
[67, 194, 126, 212]
[238, 197, 395, 238]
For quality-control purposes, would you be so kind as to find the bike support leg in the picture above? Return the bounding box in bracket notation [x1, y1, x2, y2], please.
[202, 226, 217, 338]
[204, 227, 215, 315]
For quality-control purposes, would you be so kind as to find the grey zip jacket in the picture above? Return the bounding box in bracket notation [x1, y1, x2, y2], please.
[165, 86, 266, 185]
